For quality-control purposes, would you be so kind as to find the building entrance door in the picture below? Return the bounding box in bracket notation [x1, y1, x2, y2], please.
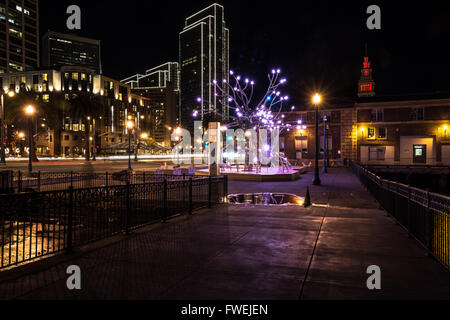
[413, 145, 427, 164]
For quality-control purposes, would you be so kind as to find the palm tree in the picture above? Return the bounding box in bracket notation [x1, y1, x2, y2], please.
[6, 90, 67, 160]
[65, 93, 103, 161]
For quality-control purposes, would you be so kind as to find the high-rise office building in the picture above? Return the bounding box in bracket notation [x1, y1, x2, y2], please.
[122, 62, 180, 146]
[42, 31, 102, 74]
[0, 0, 40, 73]
[122, 62, 179, 90]
[179, 3, 229, 133]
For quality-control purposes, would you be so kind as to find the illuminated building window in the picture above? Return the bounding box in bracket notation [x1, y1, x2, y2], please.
[81, 73, 86, 81]
[368, 127, 376, 139]
[73, 123, 79, 132]
[42, 94, 50, 102]
[72, 73, 78, 80]
[64, 73, 70, 79]
[43, 73, 48, 81]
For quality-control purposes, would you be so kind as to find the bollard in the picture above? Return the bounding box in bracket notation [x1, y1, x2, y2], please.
[304, 187, 312, 208]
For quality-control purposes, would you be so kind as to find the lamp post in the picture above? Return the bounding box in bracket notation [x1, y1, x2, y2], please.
[312, 94, 321, 185]
[1, 91, 15, 165]
[25, 105, 35, 174]
[126, 120, 134, 171]
[322, 116, 328, 174]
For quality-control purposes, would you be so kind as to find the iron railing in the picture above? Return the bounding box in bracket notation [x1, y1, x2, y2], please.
[350, 162, 449, 269]
[0, 175, 227, 270]
[0, 170, 198, 193]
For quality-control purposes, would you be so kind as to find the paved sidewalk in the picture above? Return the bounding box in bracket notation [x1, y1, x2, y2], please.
[0, 169, 449, 300]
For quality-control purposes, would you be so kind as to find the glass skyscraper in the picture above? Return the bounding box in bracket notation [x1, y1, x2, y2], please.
[0, 0, 40, 73]
[179, 3, 229, 133]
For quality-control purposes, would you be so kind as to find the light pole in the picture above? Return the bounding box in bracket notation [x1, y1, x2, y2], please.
[126, 120, 134, 171]
[322, 116, 328, 174]
[25, 105, 36, 174]
[1, 91, 15, 165]
[312, 94, 321, 186]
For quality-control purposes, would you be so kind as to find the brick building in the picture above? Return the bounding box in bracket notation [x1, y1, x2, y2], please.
[282, 56, 450, 166]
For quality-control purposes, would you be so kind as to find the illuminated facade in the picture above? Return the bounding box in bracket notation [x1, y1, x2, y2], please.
[179, 3, 230, 134]
[283, 96, 450, 166]
[282, 55, 450, 166]
[122, 62, 180, 146]
[0, 66, 151, 157]
[42, 31, 102, 74]
[0, 0, 40, 73]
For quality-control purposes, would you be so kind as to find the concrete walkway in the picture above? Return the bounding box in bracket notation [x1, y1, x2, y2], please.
[0, 169, 449, 300]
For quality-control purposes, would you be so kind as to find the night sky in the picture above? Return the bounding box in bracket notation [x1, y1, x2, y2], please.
[39, 0, 450, 106]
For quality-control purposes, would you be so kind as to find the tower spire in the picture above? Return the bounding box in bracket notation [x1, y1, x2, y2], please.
[358, 50, 375, 98]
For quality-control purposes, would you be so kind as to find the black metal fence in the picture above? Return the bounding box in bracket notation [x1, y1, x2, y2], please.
[0, 175, 227, 270]
[1, 171, 197, 193]
[351, 162, 449, 269]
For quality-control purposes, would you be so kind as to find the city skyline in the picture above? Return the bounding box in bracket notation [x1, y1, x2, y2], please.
[38, 1, 450, 106]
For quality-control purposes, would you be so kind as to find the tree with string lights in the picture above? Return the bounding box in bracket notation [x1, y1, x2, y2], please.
[192, 68, 305, 171]
[193, 68, 302, 133]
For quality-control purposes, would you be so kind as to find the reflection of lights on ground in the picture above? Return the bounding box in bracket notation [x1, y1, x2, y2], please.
[1, 221, 63, 269]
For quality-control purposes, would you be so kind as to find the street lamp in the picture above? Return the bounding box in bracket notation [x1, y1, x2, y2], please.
[312, 94, 321, 186]
[25, 105, 35, 173]
[126, 120, 134, 171]
[1, 90, 15, 165]
[322, 116, 328, 174]
[135, 132, 148, 161]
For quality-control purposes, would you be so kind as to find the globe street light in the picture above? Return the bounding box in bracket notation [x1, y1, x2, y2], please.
[312, 94, 322, 186]
[1, 90, 15, 165]
[126, 120, 134, 171]
[25, 105, 35, 174]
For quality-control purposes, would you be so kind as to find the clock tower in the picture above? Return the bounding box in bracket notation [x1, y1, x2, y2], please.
[358, 56, 376, 97]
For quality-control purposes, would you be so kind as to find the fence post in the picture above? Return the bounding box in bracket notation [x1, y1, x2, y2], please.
[37, 171, 41, 192]
[105, 172, 109, 187]
[208, 176, 212, 208]
[18, 170, 22, 192]
[407, 185, 411, 237]
[163, 179, 168, 223]
[189, 177, 193, 215]
[70, 171, 73, 188]
[395, 184, 399, 222]
[426, 191, 433, 255]
[125, 181, 130, 235]
[67, 186, 74, 253]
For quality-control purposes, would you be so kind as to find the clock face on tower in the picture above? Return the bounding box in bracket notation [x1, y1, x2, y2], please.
[358, 57, 375, 97]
